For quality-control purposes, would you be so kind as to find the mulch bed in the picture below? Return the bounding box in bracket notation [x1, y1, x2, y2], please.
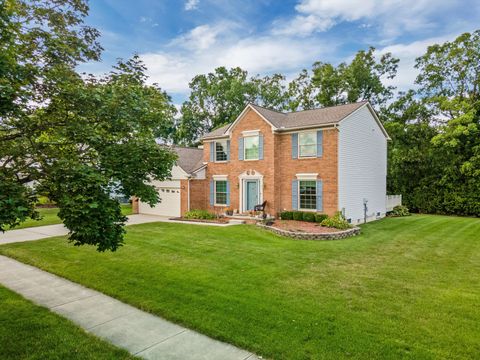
[271, 220, 341, 233]
[170, 217, 230, 224]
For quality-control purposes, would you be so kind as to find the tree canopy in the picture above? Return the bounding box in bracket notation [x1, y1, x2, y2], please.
[176, 47, 398, 143]
[0, 0, 177, 250]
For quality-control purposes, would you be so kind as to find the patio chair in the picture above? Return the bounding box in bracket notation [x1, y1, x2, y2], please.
[254, 201, 267, 218]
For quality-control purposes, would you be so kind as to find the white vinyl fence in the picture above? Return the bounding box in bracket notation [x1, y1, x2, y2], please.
[386, 195, 402, 212]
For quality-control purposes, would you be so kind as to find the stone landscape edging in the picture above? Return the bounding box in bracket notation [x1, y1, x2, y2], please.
[256, 223, 360, 240]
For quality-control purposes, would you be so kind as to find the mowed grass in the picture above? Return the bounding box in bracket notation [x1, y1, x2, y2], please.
[1, 215, 479, 359]
[8, 204, 132, 230]
[0, 285, 135, 360]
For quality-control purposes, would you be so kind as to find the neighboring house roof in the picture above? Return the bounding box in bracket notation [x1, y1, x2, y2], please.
[201, 101, 390, 140]
[172, 146, 204, 174]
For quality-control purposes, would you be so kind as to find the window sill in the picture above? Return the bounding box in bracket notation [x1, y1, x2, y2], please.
[298, 208, 318, 212]
[243, 158, 260, 162]
[214, 204, 228, 207]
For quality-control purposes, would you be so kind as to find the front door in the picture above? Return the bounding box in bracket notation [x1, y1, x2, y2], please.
[245, 180, 258, 211]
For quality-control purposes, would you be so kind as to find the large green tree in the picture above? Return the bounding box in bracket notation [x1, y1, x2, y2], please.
[286, 47, 399, 112]
[414, 31, 480, 215]
[386, 30, 480, 216]
[175, 67, 289, 144]
[0, 0, 177, 250]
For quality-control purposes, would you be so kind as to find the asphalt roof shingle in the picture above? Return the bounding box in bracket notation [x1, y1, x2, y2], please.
[172, 146, 204, 174]
[202, 101, 369, 139]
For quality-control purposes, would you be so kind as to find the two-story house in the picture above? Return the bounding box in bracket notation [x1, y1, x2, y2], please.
[136, 101, 390, 224]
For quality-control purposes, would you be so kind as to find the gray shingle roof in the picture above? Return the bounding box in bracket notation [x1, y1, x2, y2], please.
[172, 146, 204, 174]
[202, 124, 230, 140]
[202, 101, 369, 139]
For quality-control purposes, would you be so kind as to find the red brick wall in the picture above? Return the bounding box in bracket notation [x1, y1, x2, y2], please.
[276, 128, 338, 216]
[180, 180, 188, 215]
[204, 108, 276, 215]
[131, 196, 139, 214]
[189, 179, 208, 211]
[180, 179, 208, 215]
[201, 108, 339, 217]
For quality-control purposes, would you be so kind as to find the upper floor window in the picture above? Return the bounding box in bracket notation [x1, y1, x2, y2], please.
[215, 140, 228, 162]
[298, 132, 317, 157]
[244, 136, 259, 160]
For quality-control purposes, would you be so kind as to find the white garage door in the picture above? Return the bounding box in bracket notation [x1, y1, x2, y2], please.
[138, 182, 181, 217]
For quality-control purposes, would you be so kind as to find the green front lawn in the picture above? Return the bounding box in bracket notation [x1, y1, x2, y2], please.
[1, 215, 479, 359]
[9, 204, 132, 230]
[0, 285, 135, 360]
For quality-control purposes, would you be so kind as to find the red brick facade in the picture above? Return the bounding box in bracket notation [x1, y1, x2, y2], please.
[186, 108, 339, 217]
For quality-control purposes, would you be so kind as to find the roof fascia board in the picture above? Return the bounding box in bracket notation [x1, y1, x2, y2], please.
[275, 124, 337, 134]
[190, 164, 207, 174]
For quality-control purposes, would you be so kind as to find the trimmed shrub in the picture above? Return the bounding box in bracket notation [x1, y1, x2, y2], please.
[280, 211, 293, 220]
[292, 211, 304, 221]
[321, 212, 351, 230]
[314, 213, 328, 223]
[302, 212, 316, 222]
[184, 209, 215, 220]
[389, 205, 410, 217]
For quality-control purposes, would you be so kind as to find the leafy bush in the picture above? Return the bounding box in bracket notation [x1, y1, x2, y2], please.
[302, 212, 316, 222]
[36, 195, 56, 207]
[184, 209, 215, 220]
[292, 211, 304, 221]
[321, 212, 351, 230]
[314, 213, 328, 223]
[389, 205, 410, 217]
[280, 211, 293, 220]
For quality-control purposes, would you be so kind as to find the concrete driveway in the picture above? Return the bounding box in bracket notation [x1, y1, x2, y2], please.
[0, 214, 169, 245]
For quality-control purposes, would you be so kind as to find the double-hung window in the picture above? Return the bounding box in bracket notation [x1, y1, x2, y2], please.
[298, 132, 317, 157]
[215, 140, 228, 162]
[244, 136, 259, 160]
[299, 180, 317, 210]
[215, 180, 228, 205]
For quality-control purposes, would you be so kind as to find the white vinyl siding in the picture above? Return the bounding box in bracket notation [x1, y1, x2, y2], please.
[338, 106, 387, 224]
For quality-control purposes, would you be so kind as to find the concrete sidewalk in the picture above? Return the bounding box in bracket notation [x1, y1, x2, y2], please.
[0, 214, 233, 245]
[0, 255, 258, 360]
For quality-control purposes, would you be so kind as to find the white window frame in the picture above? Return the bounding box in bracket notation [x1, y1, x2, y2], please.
[214, 179, 228, 206]
[243, 135, 259, 161]
[298, 131, 317, 158]
[214, 140, 228, 162]
[298, 179, 317, 212]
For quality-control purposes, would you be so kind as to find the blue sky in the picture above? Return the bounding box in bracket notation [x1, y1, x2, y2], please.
[81, 0, 480, 105]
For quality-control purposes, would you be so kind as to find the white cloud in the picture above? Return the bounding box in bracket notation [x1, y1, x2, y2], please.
[140, 31, 332, 94]
[273, 0, 457, 39]
[273, 14, 334, 36]
[170, 24, 225, 51]
[184, 0, 199, 11]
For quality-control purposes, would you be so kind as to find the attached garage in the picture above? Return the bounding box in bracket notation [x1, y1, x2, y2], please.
[138, 180, 182, 217]
[137, 147, 206, 218]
